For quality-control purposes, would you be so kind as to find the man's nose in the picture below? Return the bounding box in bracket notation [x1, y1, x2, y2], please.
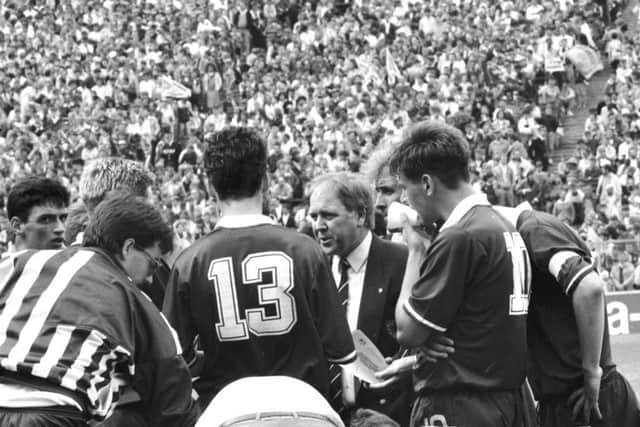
[54, 217, 66, 232]
[375, 193, 385, 209]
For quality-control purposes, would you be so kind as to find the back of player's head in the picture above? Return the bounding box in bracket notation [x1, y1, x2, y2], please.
[203, 127, 267, 201]
[389, 120, 470, 189]
[79, 157, 154, 211]
[350, 409, 400, 427]
[7, 176, 70, 222]
[83, 191, 173, 255]
[310, 173, 374, 229]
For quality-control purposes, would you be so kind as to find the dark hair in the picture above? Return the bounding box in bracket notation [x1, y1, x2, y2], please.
[388, 121, 470, 189]
[350, 408, 400, 427]
[83, 192, 173, 255]
[310, 173, 374, 229]
[7, 176, 70, 221]
[203, 127, 267, 200]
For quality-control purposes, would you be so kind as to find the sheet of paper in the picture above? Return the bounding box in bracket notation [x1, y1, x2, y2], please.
[342, 330, 389, 384]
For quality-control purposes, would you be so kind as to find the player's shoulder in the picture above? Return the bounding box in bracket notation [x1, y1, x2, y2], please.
[174, 226, 324, 265]
[517, 210, 578, 244]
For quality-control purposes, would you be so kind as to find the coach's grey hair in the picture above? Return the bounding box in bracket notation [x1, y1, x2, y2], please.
[79, 157, 154, 211]
[362, 137, 401, 184]
[310, 173, 374, 229]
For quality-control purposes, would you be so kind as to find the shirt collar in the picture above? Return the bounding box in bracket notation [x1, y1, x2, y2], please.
[440, 193, 491, 231]
[345, 231, 372, 273]
[492, 202, 532, 228]
[214, 214, 275, 230]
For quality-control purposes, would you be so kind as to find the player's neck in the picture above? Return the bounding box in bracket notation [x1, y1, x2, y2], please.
[438, 184, 479, 222]
[13, 239, 28, 252]
[218, 195, 264, 217]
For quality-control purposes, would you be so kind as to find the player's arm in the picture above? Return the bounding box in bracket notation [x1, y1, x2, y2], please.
[395, 244, 431, 347]
[547, 249, 604, 421]
[162, 262, 198, 360]
[135, 306, 201, 427]
[548, 251, 604, 374]
[395, 221, 468, 348]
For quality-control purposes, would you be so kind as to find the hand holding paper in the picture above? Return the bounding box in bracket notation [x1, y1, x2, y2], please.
[342, 330, 389, 385]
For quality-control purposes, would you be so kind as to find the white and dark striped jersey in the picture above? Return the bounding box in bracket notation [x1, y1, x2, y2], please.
[0, 247, 199, 426]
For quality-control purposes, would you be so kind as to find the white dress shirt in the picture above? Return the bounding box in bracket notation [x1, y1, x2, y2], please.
[331, 231, 372, 331]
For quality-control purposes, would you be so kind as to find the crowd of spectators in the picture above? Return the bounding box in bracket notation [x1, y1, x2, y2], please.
[0, 0, 636, 289]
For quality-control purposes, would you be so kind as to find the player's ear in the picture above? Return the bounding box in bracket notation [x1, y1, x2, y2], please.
[10, 217, 24, 236]
[421, 174, 434, 197]
[121, 238, 136, 260]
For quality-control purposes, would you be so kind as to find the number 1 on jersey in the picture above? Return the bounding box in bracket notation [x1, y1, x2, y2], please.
[503, 232, 531, 316]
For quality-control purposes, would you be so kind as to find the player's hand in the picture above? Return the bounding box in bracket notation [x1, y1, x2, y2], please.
[421, 334, 455, 363]
[567, 366, 603, 424]
[370, 355, 417, 390]
[400, 213, 431, 254]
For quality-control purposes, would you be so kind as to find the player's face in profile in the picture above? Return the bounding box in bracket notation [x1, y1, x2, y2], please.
[309, 183, 362, 258]
[397, 173, 434, 225]
[374, 174, 402, 219]
[122, 241, 163, 285]
[19, 203, 68, 250]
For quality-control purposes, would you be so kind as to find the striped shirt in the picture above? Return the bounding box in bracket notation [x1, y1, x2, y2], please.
[0, 247, 198, 425]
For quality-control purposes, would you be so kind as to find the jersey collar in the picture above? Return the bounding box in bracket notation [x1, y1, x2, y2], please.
[440, 193, 491, 231]
[492, 202, 533, 228]
[214, 214, 275, 230]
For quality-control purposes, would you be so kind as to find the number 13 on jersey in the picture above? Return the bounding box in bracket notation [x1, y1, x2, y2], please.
[504, 232, 531, 316]
[208, 251, 298, 341]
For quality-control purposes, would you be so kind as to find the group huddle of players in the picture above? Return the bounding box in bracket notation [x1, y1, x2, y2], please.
[0, 122, 638, 427]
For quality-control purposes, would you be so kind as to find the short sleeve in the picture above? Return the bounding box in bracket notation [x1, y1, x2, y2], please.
[403, 229, 473, 333]
[521, 223, 595, 296]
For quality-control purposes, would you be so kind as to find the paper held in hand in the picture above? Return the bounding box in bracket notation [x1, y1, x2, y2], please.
[342, 330, 389, 384]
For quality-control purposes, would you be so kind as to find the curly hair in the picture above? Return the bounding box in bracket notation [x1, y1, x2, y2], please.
[203, 127, 267, 201]
[79, 157, 154, 211]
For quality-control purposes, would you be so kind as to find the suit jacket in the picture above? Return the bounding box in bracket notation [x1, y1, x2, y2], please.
[355, 235, 412, 426]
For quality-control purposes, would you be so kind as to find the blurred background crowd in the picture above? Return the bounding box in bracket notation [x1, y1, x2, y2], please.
[0, 0, 638, 291]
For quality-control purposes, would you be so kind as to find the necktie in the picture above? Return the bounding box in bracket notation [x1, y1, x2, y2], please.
[329, 258, 351, 417]
[337, 257, 350, 313]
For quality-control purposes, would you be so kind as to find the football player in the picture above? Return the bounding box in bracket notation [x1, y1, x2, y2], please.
[388, 121, 532, 427]
[493, 203, 640, 427]
[163, 127, 356, 408]
[7, 176, 70, 251]
[0, 192, 199, 426]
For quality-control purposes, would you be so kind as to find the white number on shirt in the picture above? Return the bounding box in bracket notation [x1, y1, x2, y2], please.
[503, 232, 531, 315]
[208, 251, 297, 341]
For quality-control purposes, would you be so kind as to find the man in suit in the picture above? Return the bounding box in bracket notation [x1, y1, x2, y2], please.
[308, 173, 411, 425]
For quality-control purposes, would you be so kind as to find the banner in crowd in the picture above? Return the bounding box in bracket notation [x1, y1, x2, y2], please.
[544, 55, 565, 73]
[567, 45, 604, 79]
[384, 48, 403, 86]
[607, 291, 640, 335]
[353, 55, 383, 86]
[156, 76, 192, 99]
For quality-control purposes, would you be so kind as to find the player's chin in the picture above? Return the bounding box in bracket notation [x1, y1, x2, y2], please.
[48, 239, 65, 249]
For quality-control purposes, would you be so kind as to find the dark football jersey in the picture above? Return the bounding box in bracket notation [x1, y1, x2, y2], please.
[406, 200, 529, 392]
[163, 219, 356, 404]
[516, 209, 615, 399]
[0, 248, 198, 425]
